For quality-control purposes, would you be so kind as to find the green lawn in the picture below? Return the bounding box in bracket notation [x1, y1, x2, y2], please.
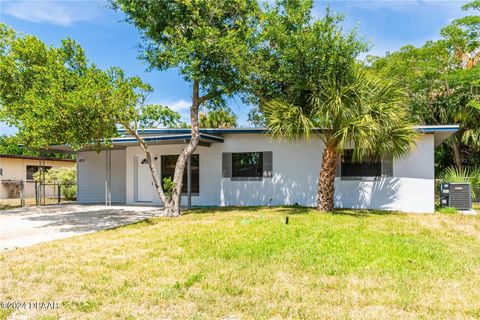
[1, 207, 480, 319]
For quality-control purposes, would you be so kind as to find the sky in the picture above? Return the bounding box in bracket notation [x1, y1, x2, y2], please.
[0, 0, 472, 136]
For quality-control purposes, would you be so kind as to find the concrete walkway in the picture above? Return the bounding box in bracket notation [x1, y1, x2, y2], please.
[0, 205, 159, 250]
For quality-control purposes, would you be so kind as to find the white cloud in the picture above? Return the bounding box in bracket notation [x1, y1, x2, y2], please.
[2, 1, 104, 26]
[148, 99, 192, 122]
[164, 99, 191, 112]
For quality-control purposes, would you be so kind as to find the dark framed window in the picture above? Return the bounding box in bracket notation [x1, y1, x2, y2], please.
[232, 152, 263, 178]
[26, 165, 52, 180]
[222, 152, 272, 180]
[340, 150, 381, 179]
[161, 155, 199, 194]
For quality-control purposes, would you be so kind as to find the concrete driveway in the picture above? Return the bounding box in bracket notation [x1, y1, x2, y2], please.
[0, 205, 159, 250]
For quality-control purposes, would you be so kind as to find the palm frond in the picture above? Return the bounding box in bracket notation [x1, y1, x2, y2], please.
[321, 70, 418, 161]
[462, 128, 480, 148]
[262, 99, 315, 141]
[440, 166, 480, 202]
[262, 69, 417, 160]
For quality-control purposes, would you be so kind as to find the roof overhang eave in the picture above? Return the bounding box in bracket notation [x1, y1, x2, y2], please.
[45, 133, 224, 153]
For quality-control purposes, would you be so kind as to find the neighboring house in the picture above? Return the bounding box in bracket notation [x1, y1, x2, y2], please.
[48, 125, 458, 213]
[0, 154, 75, 199]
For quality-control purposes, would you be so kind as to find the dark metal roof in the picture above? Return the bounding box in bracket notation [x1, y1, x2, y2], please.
[46, 132, 224, 153]
[111, 133, 224, 144]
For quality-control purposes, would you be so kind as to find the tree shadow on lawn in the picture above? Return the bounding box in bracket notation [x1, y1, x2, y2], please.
[18, 208, 158, 233]
[184, 206, 279, 215]
[331, 208, 404, 217]
[184, 206, 402, 217]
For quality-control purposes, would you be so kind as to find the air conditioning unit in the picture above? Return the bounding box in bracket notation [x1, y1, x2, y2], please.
[440, 183, 471, 210]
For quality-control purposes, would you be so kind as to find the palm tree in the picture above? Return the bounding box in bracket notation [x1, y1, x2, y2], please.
[263, 70, 418, 211]
[200, 109, 237, 128]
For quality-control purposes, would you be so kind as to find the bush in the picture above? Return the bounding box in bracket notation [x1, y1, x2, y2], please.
[440, 166, 480, 202]
[34, 166, 77, 200]
[162, 177, 176, 202]
[62, 184, 77, 201]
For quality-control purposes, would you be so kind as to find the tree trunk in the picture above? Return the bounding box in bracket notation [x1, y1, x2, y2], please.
[317, 144, 338, 212]
[127, 127, 168, 208]
[452, 142, 462, 169]
[129, 80, 212, 217]
[164, 80, 202, 217]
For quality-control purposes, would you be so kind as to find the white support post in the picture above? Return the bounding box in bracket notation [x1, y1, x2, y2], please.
[105, 150, 112, 206]
[187, 155, 191, 209]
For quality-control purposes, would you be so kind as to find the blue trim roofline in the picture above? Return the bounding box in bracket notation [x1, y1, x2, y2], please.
[112, 133, 224, 144]
[118, 125, 459, 135]
[414, 125, 460, 133]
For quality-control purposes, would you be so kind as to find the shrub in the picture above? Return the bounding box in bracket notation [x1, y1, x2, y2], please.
[34, 166, 77, 200]
[62, 184, 77, 200]
[162, 177, 176, 202]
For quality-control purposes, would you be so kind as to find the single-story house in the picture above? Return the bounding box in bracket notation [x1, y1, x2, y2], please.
[48, 125, 458, 213]
[0, 154, 76, 199]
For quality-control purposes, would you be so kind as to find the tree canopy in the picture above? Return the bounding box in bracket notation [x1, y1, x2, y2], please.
[246, 1, 367, 125]
[200, 109, 237, 128]
[138, 104, 187, 129]
[112, 0, 260, 108]
[368, 0, 480, 170]
[0, 24, 150, 152]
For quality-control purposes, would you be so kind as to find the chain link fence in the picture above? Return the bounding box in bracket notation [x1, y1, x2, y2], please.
[0, 180, 76, 208]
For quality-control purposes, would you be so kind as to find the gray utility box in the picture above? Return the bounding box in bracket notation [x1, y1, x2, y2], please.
[440, 183, 471, 210]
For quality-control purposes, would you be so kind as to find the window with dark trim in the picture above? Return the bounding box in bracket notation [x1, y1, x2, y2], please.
[340, 150, 382, 179]
[222, 152, 272, 180]
[232, 152, 263, 178]
[161, 155, 199, 194]
[26, 165, 52, 181]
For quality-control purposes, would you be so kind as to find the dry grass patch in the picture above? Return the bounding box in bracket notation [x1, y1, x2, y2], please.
[1, 207, 480, 319]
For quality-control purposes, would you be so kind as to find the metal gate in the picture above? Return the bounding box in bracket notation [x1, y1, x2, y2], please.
[35, 181, 76, 206]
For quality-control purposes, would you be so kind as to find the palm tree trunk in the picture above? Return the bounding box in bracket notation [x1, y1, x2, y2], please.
[452, 143, 462, 170]
[317, 144, 338, 212]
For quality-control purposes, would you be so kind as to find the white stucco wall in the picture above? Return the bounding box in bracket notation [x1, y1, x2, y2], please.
[334, 134, 435, 213]
[118, 133, 435, 213]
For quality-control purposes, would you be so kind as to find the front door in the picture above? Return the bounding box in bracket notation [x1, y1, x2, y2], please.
[137, 156, 154, 202]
